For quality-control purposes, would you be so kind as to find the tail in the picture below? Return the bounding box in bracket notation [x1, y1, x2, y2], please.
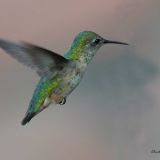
[21, 103, 51, 125]
[21, 78, 53, 126]
[21, 112, 36, 126]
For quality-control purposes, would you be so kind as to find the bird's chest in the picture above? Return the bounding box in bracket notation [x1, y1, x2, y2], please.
[55, 62, 87, 96]
[66, 68, 82, 88]
[64, 66, 85, 92]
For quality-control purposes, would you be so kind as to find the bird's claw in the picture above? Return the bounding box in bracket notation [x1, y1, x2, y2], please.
[59, 97, 66, 105]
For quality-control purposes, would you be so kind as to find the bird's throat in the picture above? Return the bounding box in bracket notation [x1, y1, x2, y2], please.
[65, 48, 96, 65]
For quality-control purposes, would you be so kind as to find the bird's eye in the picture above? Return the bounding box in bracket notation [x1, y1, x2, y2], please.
[92, 38, 101, 45]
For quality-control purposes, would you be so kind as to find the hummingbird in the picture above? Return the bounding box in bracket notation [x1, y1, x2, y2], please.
[0, 31, 128, 125]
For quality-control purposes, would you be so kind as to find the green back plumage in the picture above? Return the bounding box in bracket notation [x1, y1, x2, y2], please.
[29, 77, 61, 112]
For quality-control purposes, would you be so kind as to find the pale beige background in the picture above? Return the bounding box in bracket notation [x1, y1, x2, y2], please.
[0, 0, 160, 160]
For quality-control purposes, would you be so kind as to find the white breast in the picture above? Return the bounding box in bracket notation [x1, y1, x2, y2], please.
[62, 60, 87, 96]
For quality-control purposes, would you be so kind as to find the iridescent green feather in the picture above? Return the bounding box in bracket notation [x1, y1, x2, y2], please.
[28, 77, 61, 113]
[65, 31, 96, 60]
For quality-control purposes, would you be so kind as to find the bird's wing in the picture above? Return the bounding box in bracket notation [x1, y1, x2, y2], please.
[0, 39, 69, 78]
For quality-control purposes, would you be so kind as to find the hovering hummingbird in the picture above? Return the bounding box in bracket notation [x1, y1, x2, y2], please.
[0, 31, 128, 125]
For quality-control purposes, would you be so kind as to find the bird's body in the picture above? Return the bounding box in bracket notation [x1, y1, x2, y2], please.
[28, 59, 86, 118]
[0, 31, 128, 125]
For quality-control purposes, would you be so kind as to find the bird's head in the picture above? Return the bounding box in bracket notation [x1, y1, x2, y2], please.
[66, 31, 128, 62]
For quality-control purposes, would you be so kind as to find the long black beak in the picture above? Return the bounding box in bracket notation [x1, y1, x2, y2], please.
[103, 39, 129, 45]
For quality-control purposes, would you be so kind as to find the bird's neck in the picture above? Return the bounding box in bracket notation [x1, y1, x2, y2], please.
[64, 47, 96, 65]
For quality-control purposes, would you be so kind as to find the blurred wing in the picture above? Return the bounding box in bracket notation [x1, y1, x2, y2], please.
[0, 39, 69, 78]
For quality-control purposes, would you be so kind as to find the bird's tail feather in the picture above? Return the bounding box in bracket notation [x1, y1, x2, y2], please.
[21, 103, 51, 125]
[21, 112, 36, 126]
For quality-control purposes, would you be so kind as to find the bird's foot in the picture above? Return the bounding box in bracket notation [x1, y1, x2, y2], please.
[59, 97, 66, 105]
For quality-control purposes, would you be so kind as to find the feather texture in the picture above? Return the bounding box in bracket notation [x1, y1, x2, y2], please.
[0, 39, 69, 78]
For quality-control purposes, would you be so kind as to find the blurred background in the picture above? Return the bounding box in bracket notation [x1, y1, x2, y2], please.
[0, 0, 159, 160]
